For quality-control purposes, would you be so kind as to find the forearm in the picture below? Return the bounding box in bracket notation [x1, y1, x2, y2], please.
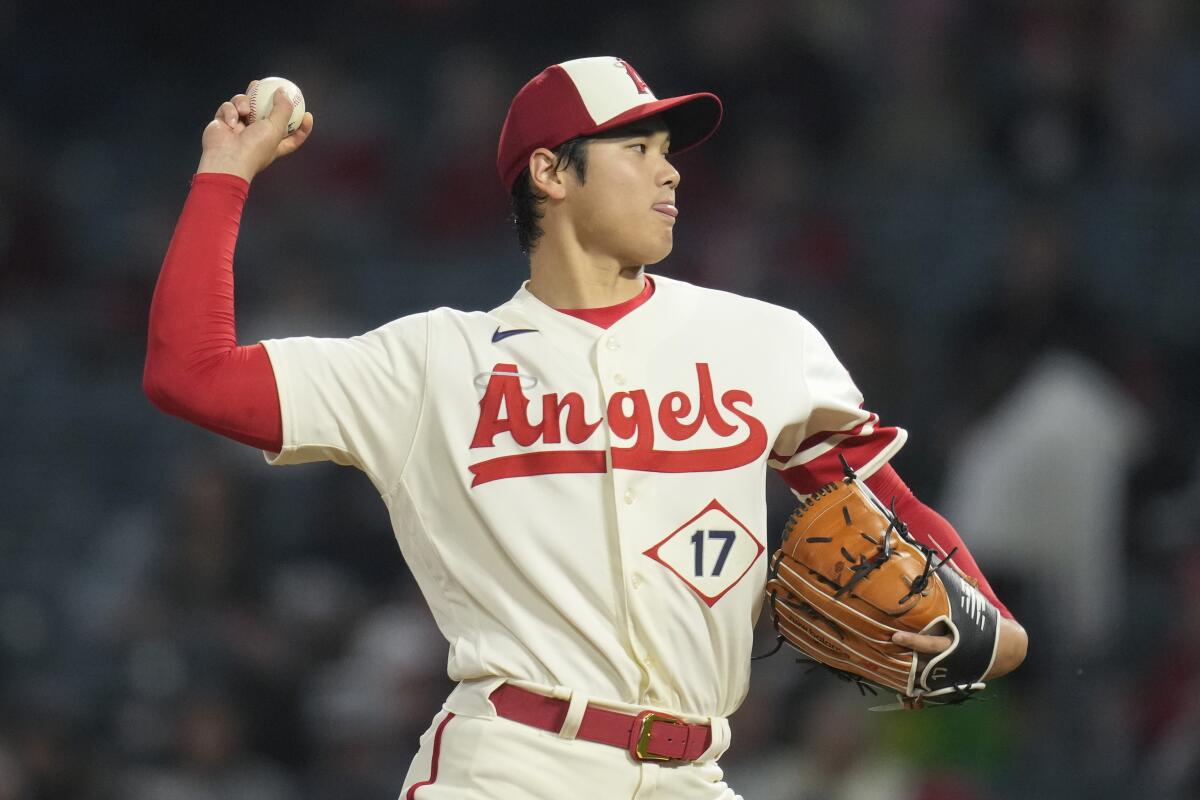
[146, 173, 248, 372]
[143, 173, 282, 451]
[986, 617, 1028, 680]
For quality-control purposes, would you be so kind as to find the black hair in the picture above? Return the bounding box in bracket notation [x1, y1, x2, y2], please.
[509, 137, 590, 256]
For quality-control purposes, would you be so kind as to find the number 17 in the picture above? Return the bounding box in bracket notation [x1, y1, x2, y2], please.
[690, 529, 736, 577]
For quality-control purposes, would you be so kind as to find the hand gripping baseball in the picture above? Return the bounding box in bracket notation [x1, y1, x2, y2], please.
[197, 80, 315, 183]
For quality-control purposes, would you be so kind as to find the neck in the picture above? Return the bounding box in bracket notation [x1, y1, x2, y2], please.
[527, 235, 646, 309]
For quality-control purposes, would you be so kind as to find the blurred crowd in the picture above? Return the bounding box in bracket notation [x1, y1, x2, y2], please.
[2, 0, 1200, 798]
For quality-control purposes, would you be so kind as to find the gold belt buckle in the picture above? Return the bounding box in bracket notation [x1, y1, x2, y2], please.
[630, 710, 687, 762]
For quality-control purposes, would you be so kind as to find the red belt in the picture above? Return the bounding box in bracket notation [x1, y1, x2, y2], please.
[489, 683, 713, 763]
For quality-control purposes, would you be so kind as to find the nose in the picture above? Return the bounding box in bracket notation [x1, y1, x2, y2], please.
[660, 157, 680, 190]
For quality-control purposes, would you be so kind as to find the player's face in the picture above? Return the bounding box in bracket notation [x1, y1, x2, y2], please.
[565, 118, 680, 267]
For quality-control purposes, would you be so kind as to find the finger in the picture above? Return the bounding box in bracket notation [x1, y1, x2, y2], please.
[278, 112, 314, 156]
[290, 111, 314, 141]
[216, 101, 239, 128]
[267, 87, 295, 127]
[892, 631, 953, 654]
[232, 93, 250, 119]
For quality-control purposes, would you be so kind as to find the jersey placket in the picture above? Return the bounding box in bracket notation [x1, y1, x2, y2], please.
[593, 324, 664, 704]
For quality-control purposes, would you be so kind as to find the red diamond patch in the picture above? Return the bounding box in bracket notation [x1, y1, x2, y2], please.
[643, 499, 765, 607]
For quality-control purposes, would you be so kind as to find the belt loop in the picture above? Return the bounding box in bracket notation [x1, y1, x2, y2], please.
[695, 716, 731, 762]
[557, 689, 589, 740]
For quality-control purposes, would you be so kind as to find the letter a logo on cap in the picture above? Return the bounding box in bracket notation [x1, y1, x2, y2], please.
[615, 58, 651, 95]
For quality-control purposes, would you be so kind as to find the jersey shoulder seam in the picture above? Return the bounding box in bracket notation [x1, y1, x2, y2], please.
[796, 311, 817, 420]
[773, 310, 814, 474]
[390, 310, 433, 492]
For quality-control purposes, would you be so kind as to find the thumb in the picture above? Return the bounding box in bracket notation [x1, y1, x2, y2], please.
[267, 87, 296, 128]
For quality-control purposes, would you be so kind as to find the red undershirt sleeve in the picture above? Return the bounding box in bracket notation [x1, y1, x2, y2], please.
[143, 172, 283, 453]
[863, 464, 1013, 619]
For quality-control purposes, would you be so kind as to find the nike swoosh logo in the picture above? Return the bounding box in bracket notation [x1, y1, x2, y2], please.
[492, 327, 539, 343]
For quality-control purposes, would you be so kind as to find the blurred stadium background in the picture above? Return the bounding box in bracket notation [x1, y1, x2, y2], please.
[3, 0, 1200, 797]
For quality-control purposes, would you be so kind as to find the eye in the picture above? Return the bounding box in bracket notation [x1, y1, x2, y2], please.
[630, 143, 647, 153]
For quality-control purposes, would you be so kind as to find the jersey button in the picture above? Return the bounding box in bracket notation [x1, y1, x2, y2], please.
[606, 337, 621, 351]
[631, 573, 644, 588]
[614, 373, 626, 385]
[623, 490, 636, 505]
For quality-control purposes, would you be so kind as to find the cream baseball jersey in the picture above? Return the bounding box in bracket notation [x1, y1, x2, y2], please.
[261, 275, 905, 718]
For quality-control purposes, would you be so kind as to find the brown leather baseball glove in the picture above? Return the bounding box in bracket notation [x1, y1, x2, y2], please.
[761, 460, 1001, 708]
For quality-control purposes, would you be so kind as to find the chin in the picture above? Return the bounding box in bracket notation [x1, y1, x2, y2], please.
[612, 228, 673, 267]
[640, 237, 674, 266]
[635, 249, 671, 267]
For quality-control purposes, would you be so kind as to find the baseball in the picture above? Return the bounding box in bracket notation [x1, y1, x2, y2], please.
[248, 77, 305, 135]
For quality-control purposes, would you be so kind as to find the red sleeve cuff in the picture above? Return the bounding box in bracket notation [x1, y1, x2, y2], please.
[190, 171, 251, 194]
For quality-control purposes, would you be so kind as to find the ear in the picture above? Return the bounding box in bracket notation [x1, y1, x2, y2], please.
[528, 148, 568, 201]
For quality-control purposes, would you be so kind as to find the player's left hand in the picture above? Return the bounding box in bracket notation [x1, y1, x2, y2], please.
[891, 630, 953, 655]
[893, 617, 1028, 681]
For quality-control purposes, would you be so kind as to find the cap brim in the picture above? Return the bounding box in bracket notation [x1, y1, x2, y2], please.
[584, 92, 723, 155]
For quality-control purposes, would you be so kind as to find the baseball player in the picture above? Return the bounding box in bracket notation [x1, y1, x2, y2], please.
[145, 57, 1028, 799]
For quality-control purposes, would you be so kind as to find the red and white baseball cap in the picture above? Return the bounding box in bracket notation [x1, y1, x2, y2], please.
[497, 56, 723, 191]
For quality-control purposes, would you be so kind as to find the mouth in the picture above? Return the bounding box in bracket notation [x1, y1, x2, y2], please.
[652, 202, 678, 219]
